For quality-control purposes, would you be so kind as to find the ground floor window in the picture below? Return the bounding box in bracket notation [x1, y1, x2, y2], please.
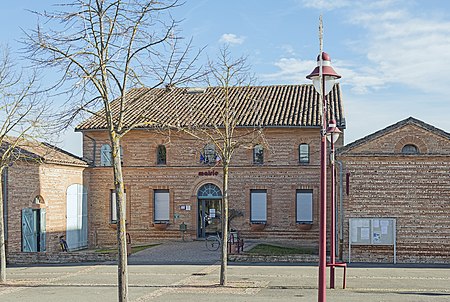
[111, 189, 126, 223]
[154, 189, 170, 222]
[250, 189, 267, 223]
[296, 190, 313, 224]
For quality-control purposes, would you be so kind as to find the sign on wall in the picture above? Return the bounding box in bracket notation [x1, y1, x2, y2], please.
[348, 218, 396, 263]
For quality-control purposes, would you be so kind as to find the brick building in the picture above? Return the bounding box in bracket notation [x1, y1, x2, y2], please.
[76, 84, 345, 248]
[338, 117, 450, 263]
[3, 141, 87, 256]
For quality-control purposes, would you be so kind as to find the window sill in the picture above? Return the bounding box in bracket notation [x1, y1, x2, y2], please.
[297, 223, 313, 230]
[250, 222, 266, 231]
[153, 222, 169, 230]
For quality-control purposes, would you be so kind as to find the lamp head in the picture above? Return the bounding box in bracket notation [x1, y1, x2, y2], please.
[306, 52, 341, 95]
[326, 119, 342, 143]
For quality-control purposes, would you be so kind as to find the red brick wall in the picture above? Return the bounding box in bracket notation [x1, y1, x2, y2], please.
[6, 162, 84, 254]
[82, 128, 337, 248]
[339, 124, 450, 263]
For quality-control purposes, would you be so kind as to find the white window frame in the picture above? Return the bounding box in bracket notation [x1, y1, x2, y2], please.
[111, 189, 126, 223]
[296, 190, 313, 224]
[299, 144, 310, 164]
[250, 189, 267, 223]
[154, 189, 170, 222]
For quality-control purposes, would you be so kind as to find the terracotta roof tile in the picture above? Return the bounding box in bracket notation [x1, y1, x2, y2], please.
[1, 137, 87, 167]
[76, 84, 345, 131]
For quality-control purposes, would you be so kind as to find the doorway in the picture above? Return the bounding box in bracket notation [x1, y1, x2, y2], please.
[197, 183, 222, 238]
[22, 208, 46, 252]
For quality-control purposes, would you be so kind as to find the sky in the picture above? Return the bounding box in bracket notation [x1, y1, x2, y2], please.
[1, 0, 450, 156]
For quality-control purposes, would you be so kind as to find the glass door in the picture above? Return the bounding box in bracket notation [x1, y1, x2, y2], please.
[198, 199, 222, 238]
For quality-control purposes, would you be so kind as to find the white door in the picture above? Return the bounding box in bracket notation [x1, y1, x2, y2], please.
[66, 184, 88, 250]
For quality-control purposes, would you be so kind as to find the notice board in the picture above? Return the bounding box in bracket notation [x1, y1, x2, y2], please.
[348, 218, 396, 263]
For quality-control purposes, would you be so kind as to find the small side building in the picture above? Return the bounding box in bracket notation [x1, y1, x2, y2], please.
[3, 141, 88, 259]
[338, 117, 450, 263]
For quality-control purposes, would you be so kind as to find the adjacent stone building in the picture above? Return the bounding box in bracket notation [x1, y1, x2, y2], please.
[3, 141, 87, 257]
[338, 117, 450, 263]
[76, 84, 345, 248]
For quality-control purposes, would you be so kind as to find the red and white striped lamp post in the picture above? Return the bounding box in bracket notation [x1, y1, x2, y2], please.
[307, 51, 341, 302]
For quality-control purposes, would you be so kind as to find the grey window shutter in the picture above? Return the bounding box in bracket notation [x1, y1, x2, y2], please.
[154, 190, 170, 221]
[22, 208, 35, 252]
[251, 191, 267, 222]
[40, 208, 46, 252]
[296, 191, 313, 223]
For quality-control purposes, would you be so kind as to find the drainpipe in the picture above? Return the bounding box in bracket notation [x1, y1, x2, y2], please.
[336, 160, 344, 261]
[2, 168, 7, 242]
[84, 133, 97, 166]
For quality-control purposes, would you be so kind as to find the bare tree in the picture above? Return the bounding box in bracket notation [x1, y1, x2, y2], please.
[169, 47, 265, 285]
[0, 47, 47, 283]
[24, 1, 202, 300]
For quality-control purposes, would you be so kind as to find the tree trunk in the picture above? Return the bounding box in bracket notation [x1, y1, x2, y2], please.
[111, 137, 128, 302]
[220, 163, 229, 286]
[0, 167, 6, 283]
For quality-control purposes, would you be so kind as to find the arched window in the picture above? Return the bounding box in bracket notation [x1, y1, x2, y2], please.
[201, 144, 218, 164]
[402, 144, 419, 154]
[253, 144, 264, 164]
[197, 183, 222, 199]
[100, 144, 112, 166]
[33, 195, 44, 204]
[299, 144, 310, 163]
[157, 145, 166, 165]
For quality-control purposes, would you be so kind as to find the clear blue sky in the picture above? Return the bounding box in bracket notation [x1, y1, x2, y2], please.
[1, 0, 450, 155]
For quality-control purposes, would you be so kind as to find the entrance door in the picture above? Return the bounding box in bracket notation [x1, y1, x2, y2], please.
[198, 199, 222, 238]
[197, 183, 222, 238]
[22, 208, 46, 252]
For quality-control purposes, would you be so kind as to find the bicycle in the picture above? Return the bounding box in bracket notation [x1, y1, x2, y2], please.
[205, 232, 238, 251]
[205, 233, 221, 251]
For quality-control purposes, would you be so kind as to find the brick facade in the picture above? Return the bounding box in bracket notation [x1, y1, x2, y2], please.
[338, 118, 450, 263]
[82, 127, 339, 248]
[5, 159, 85, 259]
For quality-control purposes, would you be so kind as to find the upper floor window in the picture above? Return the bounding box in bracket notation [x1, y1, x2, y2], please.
[253, 144, 264, 164]
[299, 144, 310, 164]
[100, 144, 123, 166]
[100, 144, 112, 166]
[402, 144, 419, 154]
[200, 143, 219, 164]
[157, 145, 166, 165]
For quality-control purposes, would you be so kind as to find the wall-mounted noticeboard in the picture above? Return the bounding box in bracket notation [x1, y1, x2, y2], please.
[348, 218, 396, 263]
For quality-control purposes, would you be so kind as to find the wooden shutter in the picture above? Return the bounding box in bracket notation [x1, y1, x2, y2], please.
[100, 144, 112, 166]
[22, 208, 35, 252]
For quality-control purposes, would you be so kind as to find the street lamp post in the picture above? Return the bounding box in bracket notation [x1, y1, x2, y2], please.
[326, 120, 342, 289]
[307, 52, 341, 302]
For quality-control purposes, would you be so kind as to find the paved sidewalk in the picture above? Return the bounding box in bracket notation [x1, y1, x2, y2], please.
[1, 263, 450, 301]
[2, 241, 450, 301]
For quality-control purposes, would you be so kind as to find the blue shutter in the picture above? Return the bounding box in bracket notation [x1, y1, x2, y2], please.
[100, 145, 112, 166]
[40, 208, 46, 252]
[22, 208, 35, 252]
